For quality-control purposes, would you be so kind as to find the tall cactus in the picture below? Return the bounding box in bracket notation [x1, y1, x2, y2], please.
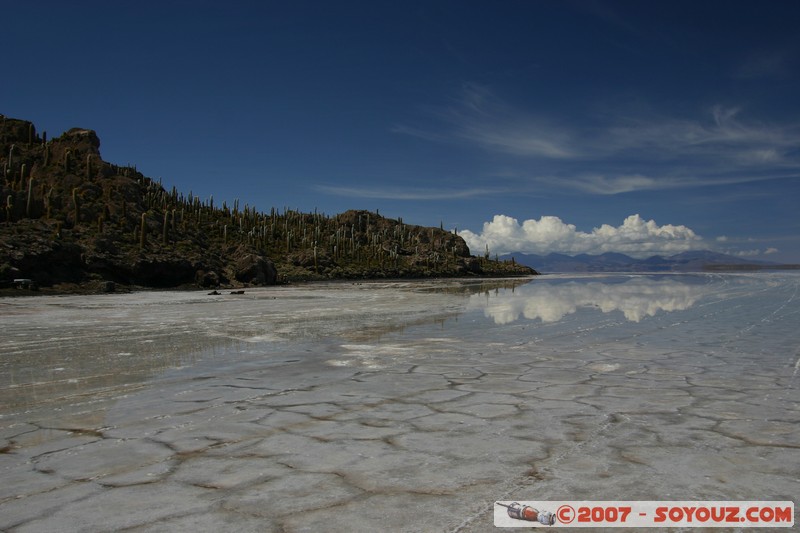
[26, 177, 33, 218]
[162, 211, 168, 244]
[44, 187, 53, 219]
[72, 187, 80, 224]
[140, 212, 147, 249]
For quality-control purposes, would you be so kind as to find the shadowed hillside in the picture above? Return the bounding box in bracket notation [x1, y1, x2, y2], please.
[0, 115, 535, 291]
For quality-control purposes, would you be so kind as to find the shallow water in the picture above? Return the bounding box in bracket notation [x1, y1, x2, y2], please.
[1, 273, 798, 531]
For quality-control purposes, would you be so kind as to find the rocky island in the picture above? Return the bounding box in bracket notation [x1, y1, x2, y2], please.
[0, 115, 535, 293]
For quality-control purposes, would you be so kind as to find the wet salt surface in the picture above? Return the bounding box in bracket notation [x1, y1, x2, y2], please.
[0, 273, 798, 532]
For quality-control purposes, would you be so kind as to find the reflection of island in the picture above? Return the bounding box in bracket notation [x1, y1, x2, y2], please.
[470, 276, 710, 324]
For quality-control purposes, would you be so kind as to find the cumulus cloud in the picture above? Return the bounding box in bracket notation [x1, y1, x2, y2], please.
[460, 214, 704, 257]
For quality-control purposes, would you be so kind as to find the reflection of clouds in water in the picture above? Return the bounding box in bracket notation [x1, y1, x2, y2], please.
[471, 277, 709, 324]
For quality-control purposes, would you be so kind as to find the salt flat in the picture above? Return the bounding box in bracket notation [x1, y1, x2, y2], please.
[1, 273, 798, 532]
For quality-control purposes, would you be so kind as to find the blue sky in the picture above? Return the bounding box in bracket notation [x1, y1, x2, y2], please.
[4, 1, 800, 261]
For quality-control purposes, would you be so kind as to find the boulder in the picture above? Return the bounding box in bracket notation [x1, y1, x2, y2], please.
[196, 269, 220, 288]
[61, 128, 101, 153]
[234, 254, 277, 285]
[463, 257, 483, 274]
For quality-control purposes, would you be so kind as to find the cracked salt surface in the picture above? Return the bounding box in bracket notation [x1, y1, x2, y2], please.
[1, 273, 798, 531]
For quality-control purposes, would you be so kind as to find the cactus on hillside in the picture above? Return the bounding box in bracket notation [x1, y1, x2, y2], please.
[140, 212, 147, 249]
[0, 116, 535, 288]
[26, 177, 33, 218]
[72, 187, 80, 224]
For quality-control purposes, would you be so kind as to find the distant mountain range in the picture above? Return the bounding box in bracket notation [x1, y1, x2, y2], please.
[500, 250, 798, 273]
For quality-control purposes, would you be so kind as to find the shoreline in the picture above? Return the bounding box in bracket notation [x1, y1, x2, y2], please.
[0, 272, 539, 298]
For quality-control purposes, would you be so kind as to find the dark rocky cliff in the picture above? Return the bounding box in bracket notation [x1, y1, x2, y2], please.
[1, 115, 535, 291]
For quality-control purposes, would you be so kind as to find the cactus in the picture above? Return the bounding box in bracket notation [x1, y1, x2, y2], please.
[86, 154, 92, 179]
[162, 211, 168, 244]
[44, 187, 53, 219]
[26, 177, 33, 218]
[5, 195, 12, 222]
[72, 187, 80, 224]
[140, 212, 147, 249]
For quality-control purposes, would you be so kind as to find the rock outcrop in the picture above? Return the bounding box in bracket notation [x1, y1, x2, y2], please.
[0, 114, 536, 291]
[234, 253, 278, 285]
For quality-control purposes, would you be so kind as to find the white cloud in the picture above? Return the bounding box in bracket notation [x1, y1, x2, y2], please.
[734, 247, 781, 257]
[396, 83, 577, 159]
[457, 125, 575, 158]
[395, 85, 800, 195]
[733, 249, 762, 257]
[552, 172, 797, 196]
[609, 105, 799, 162]
[557, 174, 664, 194]
[460, 214, 703, 257]
[314, 184, 506, 200]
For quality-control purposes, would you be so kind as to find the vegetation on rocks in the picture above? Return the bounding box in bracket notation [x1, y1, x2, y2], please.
[0, 115, 536, 292]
